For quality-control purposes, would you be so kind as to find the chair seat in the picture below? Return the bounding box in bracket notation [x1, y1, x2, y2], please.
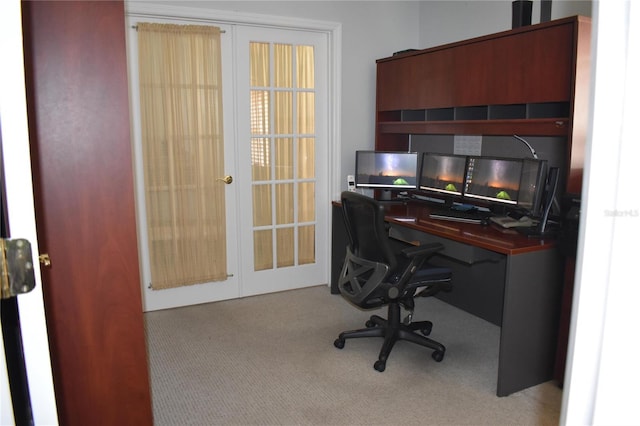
[410, 265, 451, 283]
[406, 265, 452, 299]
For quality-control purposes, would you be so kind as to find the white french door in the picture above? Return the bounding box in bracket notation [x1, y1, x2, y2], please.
[235, 26, 329, 296]
[127, 17, 329, 310]
[127, 20, 240, 311]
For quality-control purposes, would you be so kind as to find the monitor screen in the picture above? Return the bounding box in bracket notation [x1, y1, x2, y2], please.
[463, 157, 523, 205]
[355, 151, 418, 190]
[419, 153, 467, 196]
[517, 159, 547, 215]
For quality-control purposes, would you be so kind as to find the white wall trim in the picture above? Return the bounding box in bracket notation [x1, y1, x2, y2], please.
[127, 1, 338, 32]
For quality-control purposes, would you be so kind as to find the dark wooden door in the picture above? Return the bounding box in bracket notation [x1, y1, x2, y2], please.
[21, 1, 153, 424]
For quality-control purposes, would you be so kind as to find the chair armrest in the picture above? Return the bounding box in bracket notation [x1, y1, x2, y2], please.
[401, 242, 444, 259]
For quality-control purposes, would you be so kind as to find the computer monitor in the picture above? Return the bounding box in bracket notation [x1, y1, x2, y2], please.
[463, 156, 523, 207]
[419, 153, 467, 198]
[518, 166, 560, 237]
[355, 151, 418, 190]
[516, 158, 548, 215]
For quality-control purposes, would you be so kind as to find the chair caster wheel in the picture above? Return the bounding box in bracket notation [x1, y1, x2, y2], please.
[374, 360, 386, 372]
[365, 320, 375, 328]
[421, 324, 433, 336]
[334, 338, 345, 349]
[432, 350, 444, 362]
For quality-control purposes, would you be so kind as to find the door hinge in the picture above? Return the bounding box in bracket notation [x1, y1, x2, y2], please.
[1, 238, 37, 299]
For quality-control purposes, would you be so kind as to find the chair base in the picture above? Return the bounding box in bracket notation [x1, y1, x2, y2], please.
[334, 302, 445, 372]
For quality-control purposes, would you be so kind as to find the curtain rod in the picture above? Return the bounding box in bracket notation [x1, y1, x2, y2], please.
[131, 25, 225, 33]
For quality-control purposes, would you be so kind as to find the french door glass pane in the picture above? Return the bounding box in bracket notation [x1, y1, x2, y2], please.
[298, 182, 315, 222]
[274, 92, 292, 134]
[274, 44, 292, 88]
[296, 45, 314, 89]
[275, 183, 293, 225]
[251, 137, 271, 181]
[275, 138, 293, 180]
[298, 225, 315, 265]
[297, 92, 315, 133]
[250, 42, 269, 86]
[250, 90, 270, 134]
[276, 227, 294, 267]
[297, 137, 315, 179]
[253, 229, 273, 271]
[252, 184, 272, 227]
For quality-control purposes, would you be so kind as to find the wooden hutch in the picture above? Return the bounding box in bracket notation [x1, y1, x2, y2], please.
[374, 15, 591, 195]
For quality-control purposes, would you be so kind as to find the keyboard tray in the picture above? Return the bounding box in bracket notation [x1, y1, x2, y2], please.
[429, 209, 491, 224]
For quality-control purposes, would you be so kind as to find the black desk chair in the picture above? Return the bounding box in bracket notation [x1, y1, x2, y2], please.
[334, 191, 452, 372]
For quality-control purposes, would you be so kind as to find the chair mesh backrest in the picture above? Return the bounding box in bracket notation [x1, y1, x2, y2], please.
[341, 192, 398, 272]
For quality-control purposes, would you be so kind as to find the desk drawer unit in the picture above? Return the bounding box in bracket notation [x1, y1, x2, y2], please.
[389, 224, 506, 326]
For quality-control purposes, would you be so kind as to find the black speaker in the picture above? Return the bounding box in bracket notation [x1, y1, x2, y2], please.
[512, 0, 533, 28]
[540, 0, 552, 23]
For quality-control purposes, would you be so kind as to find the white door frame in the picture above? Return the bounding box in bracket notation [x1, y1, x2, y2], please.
[0, 1, 58, 423]
[125, 2, 342, 309]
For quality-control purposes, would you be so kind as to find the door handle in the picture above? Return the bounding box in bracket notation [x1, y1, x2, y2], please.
[217, 175, 233, 184]
[39, 254, 51, 267]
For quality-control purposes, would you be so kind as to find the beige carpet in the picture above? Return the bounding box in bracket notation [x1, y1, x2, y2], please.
[145, 285, 562, 425]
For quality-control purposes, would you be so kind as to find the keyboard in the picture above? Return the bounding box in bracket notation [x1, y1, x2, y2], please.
[489, 215, 535, 228]
[429, 209, 491, 224]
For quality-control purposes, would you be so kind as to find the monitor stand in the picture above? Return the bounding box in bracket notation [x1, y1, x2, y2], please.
[379, 189, 392, 201]
[376, 189, 408, 205]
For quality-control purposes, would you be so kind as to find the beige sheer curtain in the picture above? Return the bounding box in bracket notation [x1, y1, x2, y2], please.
[137, 23, 226, 289]
[250, 42, 316, 271]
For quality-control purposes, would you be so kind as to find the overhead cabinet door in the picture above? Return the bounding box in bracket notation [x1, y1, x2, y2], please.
[377, 20, 575, 111]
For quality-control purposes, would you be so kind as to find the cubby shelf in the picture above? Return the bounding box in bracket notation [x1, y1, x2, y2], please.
[377, 118, 569, 136]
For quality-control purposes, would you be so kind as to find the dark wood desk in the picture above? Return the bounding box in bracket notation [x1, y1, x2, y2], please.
[331, 200, 563, 397]
[383, 202, 556, 254]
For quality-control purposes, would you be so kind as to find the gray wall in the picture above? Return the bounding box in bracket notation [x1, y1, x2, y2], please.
[418, 1, 592, 48]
